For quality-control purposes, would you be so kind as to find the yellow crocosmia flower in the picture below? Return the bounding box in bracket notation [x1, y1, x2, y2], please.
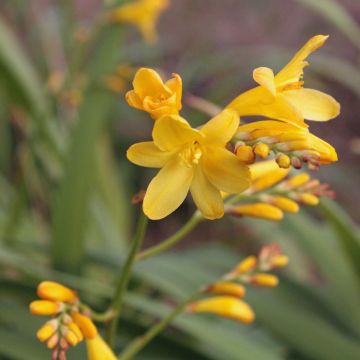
[188, 296, 255, 324]
[226, 35, 340, 127]
[37, 281, 78, 303]
[126, 67, 182, 119]
[87, 334, 117, 360]
[230, 203, 284, 221]
[108, 0, 169, 44]
[206, 282, 246, 298]
[127, 110, 250, 220]
[29, 300, 62, 316]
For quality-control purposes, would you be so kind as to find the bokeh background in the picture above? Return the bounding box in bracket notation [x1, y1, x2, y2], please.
[1, 1, 360, 359]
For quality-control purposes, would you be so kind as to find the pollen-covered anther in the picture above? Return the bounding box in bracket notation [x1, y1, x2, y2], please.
[276, 153, 291, 169]
[236, 144, 255, 164]
[179, 143, 202, 167]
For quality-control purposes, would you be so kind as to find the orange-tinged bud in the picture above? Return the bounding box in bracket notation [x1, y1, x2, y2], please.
[268, 196, 299, 213]
[64, 329, 79, 347]
[29, 300, 61, 316]
[253, 143, 270, 158]
[270, 255, 289, 268]
[37, 281, 78, 303]
[47, 333, 59, 349]
[206, 282, 246, 298]
[36, 323, 56, 342]
[296, 193, 319, 206]
[230, 203, 284, 221]
[234, 256, 257, 275]
[68, 322, 84, 342]
[188, 296, 255, 324]
[276, 154, 291, 169]
[250, 273, 279, 287]
[71, 312, 98, 339]
[236, 145, 255, 164]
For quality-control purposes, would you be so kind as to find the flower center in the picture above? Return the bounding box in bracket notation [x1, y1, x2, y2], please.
[179, 142, 202, 168]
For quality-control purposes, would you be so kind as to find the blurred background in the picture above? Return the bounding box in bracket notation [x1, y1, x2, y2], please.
[1, 0, 360, 359]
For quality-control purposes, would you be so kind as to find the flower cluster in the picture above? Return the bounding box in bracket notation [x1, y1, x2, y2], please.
[227, 159, 334, 221]
[125, 35, 339, 221]
[187, 244, 288, 323]
[30, 281, 116, 360]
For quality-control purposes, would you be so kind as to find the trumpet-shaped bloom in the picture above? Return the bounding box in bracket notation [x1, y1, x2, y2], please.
[87, 335, 117, 360]
[127, 110, 250, 220]
[126, 68, 182, 119]
[108, 0, 169, 44]
[226, 35, 340, 127]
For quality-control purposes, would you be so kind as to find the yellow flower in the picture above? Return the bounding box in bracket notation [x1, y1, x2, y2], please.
[108, 0, 169, 44]
[126, 67, 182, 119]
[87, 334, 117, 360]
[226, 35, 340, 127]
[127, 110, 250, 220]
[188, 296, 255, 324]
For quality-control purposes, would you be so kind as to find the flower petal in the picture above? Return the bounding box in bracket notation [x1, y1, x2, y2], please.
[202, 147, 250, 194]
[275, 35, 328, 86]
[133, 68, 171, 99]
[283, 88, 340, 121]
[125, 90, 144, 110]
[152, 115, 203, 151]
[190, 165, 224, 219]
[165, 73, 182, 111]
[127, 141, 173, 168]
[143, 158, 194, 220]
[253, 67, 276, 96]
[200, 109, 239, 146]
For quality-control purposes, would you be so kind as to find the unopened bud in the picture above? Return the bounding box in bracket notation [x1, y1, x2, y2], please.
[268, 196, 299, 213]
[38, 281, 78, 303]
[296, 193, 319, 206]
[205, 282, 246, 298]
[250, 273, 279, 287]
[71, 312, 98, 339]
[270, 255, 289, 268]
[233, 256, 257, 275]
[236, 145, 255, 164]
[253, 143, 270, 158]
[36, 322, 57, 342]
[276, 154, 291, 169]
[30, 300, 61, 316]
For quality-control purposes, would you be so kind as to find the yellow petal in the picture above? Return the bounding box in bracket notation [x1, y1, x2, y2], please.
[165, 73, 182, 111]
[143, 158, 194, 220]
[127, 141, 173, 168]
[125, 90, 144, 110]
[190, 165, 224, 220]
[249, 159, 290, 182]
[133, 68, 171, 99]
[87, 335, 117, 360]
[275, 35, 329, 86]
[202, 147, 250, 194]
[308, 133, 338, 163]
[71, 312, 98, 339]
[283, 88, 340, 121]
[200, 109, 239, 146]
[152, 115, 202, 151]
[253, 67, 276, 96]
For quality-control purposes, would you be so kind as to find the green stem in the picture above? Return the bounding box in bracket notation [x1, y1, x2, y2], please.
[136, 212, 203, 262]
[107, 212, 149, 347]
[118, 291, 201, 360]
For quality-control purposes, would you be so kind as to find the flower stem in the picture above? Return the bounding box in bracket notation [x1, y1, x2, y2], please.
[107, 212, 148, 347]
[136, 212, 203, 262]
[117, 291, 201, 360]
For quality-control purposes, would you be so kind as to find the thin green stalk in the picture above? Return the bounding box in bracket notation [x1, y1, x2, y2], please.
[136, 212, 203, 262]
[118, 291, 201, 360]
[107, 212, 149, 347]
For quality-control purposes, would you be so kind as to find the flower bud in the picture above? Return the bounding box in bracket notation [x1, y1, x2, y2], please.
[250, 273, 279, 287]
[253, 143, 270, 158]
[268, 196, 299, 213]
[270, 255, 289, 268]
[233, 256, 257, 275]
[296, 193, 319, 206]
[46, 333, 59, 349]
[30, 300, 61, 316]
[205, 282, 246, 298]
[36, 322, 57, 342]
[276, 154, 291, 169]
[286, 173, 310, 189]
[68, 322, 84, 342]
[37, 281, 78, 303]
[230, 203, 284, 221]
[71, 312, 98, 339]
[64, 329, 80, 347]
[236, 145, 255, 164]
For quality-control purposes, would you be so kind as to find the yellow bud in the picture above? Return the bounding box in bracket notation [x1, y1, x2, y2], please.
[276, 154, 291, 169]
[68, 322, 84, 342]
[36, 323, 56, 343]
[297, 193, 319, 206]
[86, 334, 118, 360]
[234, 256, 257, 275]
[286, 173, 310, 188]
[29, 300, 61, 316]
[37, 281, 78, 303]
[206, 282, 246, 298]
[64, 329, 80, 347]
[270, 255, 289, 268]
[253, 143, 270, 158]
[231, 203, 284, 221]
[236, 145, 255, 164]
[250, 273, 279, 287]
[188, 296, 255, 324]
[71, 312, 98, 339]
[46, 333, 59, 349]
[268, 196, 299, 213]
